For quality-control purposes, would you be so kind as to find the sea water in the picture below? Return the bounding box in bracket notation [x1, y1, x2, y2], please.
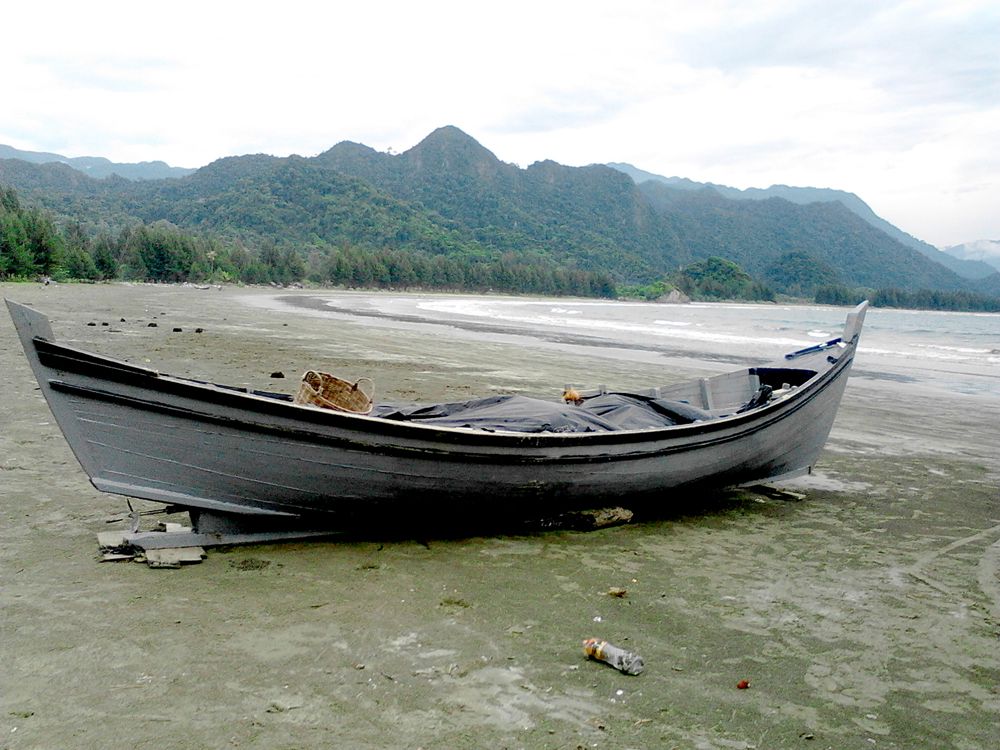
[265, 293, 1000, 400]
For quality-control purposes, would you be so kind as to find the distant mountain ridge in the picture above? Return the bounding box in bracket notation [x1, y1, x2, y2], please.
[942, 239, 1000, 273]
[2, 126, 999, 297]
[0, 144, 194, 181]
[607, 163, 998, 281]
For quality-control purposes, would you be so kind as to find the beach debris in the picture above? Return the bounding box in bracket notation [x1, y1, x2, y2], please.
[736, 679, 750, 689]
[578, 507, 633, 528]
[440, 597, 472, 608]
[145, 547, 206, 568]
[607, 587, 628, 598]
[270, 371, 285, 379]
[99, 552, 136, 562]
[97, 530, 137, 560]
[583, 638, 644, 675]
[266, 699, 303, 713]
[195, 327, 204, 333]
[97, 524, 205, 568]
[538, 506, 634, 531]
[172, 327, 183, 332]
[747, 484, 807, 501]
[147, 322, 157, 327]
[229, 557, 271, 571]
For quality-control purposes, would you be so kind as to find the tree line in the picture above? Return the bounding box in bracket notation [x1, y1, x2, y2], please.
[619, 260, 1000, 312]
[1, 185, 614, 297]
[5, 183, 998, 312]
[815, 284, 1000, 312]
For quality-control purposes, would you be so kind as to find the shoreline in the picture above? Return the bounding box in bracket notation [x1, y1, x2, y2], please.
[268, 292, 763, 367]
[12, 277, 1000, 315]
[2, 282, 998, 749]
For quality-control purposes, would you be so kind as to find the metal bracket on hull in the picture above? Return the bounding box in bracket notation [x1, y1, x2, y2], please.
[123, 509, 337, 549]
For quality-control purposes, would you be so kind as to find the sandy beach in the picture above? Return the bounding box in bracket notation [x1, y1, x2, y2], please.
[2, 282, 998, 750]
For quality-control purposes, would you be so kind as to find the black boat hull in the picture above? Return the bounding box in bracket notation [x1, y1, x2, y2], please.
[7, 299, 866, 527]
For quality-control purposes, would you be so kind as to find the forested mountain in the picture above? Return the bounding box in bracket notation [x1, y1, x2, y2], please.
[608, 162, 999, 281]
[637, 181, 975, 292]
[3, 126, 998, 298]
[315, 128, 687, 280]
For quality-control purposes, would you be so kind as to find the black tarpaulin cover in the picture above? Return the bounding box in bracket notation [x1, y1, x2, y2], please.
[371, 392, 715, 433]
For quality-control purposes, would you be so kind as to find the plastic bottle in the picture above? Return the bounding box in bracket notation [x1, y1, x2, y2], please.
[582, 638, 644, 675]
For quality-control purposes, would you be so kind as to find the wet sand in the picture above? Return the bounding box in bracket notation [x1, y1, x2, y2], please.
[2, 282, 998, 750]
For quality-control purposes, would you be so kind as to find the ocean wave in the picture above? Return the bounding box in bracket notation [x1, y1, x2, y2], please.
[416, 298, 812, 349]
[915, 343, 993, 355]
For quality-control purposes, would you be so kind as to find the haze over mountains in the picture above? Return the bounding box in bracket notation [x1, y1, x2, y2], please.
[0, 144, 194, 181]
[2, 127, 998, 297]
[942, 239, 1000, 273]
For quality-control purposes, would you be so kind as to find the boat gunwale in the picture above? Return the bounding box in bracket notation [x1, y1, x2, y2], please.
[31, 333, 855, 453]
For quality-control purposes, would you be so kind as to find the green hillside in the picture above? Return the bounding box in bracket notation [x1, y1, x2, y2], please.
[638, 182, 973, 292]
[610, 161, 1000, 281]
[3, 126, 999, 304]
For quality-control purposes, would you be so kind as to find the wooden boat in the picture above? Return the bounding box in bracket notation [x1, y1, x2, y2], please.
[6, 299, 867, 548]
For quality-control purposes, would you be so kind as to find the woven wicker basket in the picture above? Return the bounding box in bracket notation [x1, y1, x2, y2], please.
[293, 371, 374, 414]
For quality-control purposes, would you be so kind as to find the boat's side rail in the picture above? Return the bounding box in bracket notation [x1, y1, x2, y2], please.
[784, 338, 842, 360]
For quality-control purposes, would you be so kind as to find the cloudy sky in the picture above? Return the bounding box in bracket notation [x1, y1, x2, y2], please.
[3, 0, 998, 247]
